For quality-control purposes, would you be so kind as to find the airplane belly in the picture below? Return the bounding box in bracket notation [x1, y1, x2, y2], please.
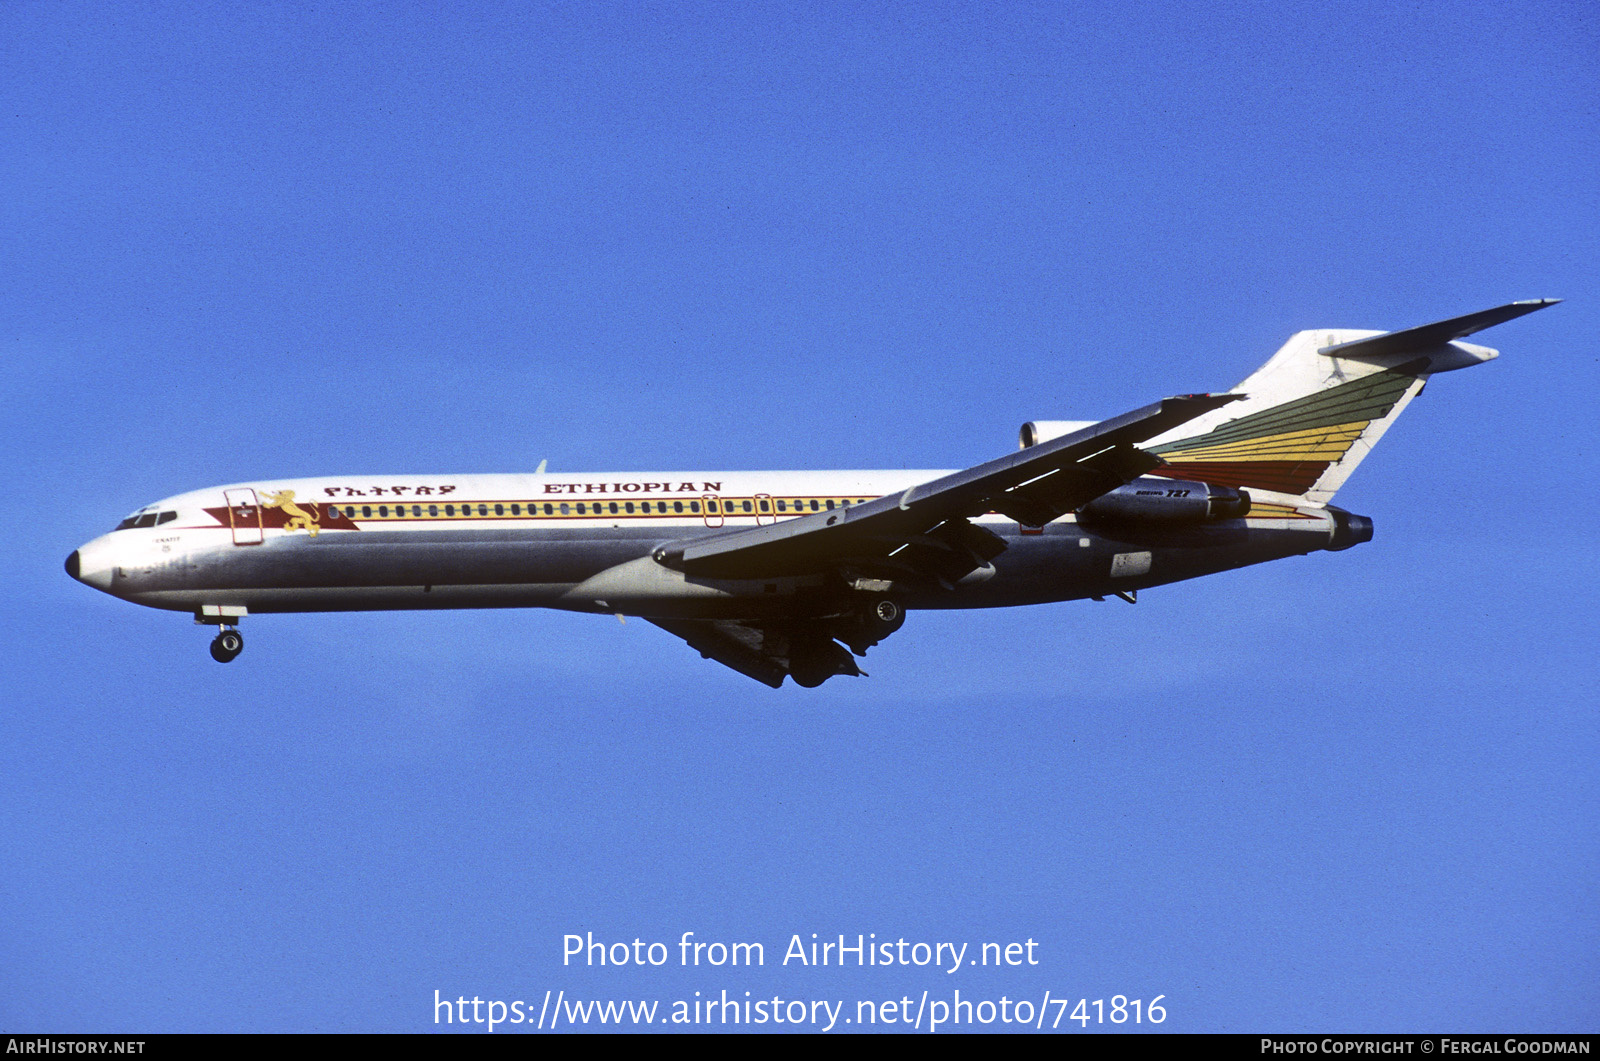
[120, 529, 662, 613]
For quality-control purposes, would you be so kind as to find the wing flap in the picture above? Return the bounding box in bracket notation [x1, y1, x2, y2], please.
[881, 518, 1010, 585]
[645, 617, 788, 688]
[989, 444, 1162, 526]
[646, 617, 869, 687]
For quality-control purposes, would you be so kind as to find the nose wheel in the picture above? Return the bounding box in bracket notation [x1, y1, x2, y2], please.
[209, 627, 243, 663]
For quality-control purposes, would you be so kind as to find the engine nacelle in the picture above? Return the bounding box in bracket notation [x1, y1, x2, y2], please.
[1325, 505, 1374, 551]
[1077, 478, 1251, 526]
[1018, 420, 1097, 449]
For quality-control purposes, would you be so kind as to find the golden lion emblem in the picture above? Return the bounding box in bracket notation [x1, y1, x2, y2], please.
[260, 490, 321, 536]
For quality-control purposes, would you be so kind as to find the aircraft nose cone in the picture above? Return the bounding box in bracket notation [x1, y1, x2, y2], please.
[66, 539, 117, 592]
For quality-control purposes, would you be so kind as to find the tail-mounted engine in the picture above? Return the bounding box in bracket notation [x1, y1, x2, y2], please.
[1076, 478, 1251, 527]
[1018, 422, 1250, 528]
[1325, 506, 1374, 551]
[1018, 420, 1097, 449]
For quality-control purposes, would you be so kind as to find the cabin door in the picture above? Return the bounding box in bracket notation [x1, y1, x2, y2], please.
[224, 488, 264, 545]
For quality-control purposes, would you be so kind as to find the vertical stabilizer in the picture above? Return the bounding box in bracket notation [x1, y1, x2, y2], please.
[1141, 300, 1557, 504]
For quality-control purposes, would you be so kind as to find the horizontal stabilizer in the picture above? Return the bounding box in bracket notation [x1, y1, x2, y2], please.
[1318, 299, 1560, 359]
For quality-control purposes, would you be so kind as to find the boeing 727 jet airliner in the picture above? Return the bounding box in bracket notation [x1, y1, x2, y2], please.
[66, 300, 1557, 686]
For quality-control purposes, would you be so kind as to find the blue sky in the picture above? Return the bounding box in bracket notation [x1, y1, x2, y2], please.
[2, 0, 1595, 1033]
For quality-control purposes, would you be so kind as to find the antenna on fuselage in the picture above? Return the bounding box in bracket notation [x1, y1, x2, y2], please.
[536, 459, 548, 474]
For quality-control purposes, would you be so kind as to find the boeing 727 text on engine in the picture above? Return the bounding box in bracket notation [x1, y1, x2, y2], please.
[66, 300, 1557, 687]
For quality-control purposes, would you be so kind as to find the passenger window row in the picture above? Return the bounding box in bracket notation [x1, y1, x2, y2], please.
[322, 497, 873, 521]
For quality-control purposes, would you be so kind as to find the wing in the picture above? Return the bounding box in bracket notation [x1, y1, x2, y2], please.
[653, 392, 1244, 586]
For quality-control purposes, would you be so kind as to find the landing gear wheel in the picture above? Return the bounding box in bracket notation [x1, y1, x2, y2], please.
[869, 598, 902, 628]
[789, 660, 830, 688]
[788, 639, 857, 688]
[788, 653, 833, 688]
[837, 597, 906, 656]
[210, 629, 243, 663]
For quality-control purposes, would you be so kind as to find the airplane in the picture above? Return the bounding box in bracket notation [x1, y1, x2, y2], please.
[66, 299, 1557, 687]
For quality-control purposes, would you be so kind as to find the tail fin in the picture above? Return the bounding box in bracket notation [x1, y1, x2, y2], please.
[1143, 300, 1558, 504]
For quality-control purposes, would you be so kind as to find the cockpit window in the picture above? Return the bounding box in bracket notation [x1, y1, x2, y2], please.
[113, 509, 177, 531]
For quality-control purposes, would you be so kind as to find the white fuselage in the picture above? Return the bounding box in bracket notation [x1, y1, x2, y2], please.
[68, 469, 1339, 621]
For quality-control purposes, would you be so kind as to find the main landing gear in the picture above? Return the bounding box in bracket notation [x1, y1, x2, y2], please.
[209, 627, 243, 663]
[787, 638, 861, 689]
[829, 595, 906, 657]
[787, 595, 909, 688]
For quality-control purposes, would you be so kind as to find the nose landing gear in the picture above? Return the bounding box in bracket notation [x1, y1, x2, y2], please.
[195, 606, 248, 663]
[209, 627, 243, 663]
